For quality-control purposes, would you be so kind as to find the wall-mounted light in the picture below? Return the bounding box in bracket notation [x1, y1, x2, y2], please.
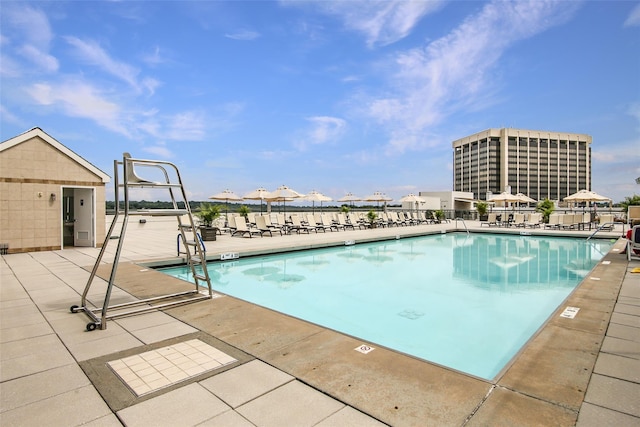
[50, 193, 56, 202]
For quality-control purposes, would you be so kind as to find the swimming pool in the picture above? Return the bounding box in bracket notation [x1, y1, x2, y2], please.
[159, 233, 613, 380]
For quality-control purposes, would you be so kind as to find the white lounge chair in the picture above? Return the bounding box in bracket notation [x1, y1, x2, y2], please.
[254, 215, 273, 237]
[231, 217, 263, 238]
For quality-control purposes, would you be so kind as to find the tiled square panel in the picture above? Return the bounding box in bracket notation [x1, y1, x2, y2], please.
[107, 339, 236, 396]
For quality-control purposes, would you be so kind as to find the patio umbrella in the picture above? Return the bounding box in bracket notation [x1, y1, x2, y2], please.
[514, 193, 536, 203]
[209, 189, 243, 218]
[564, 189, 612, 212]
[364, 191, 392, 211]
[512, 193, 537, 212]
[243, 187, 271, 213]
[338, 192, 361, 203]
[564, 189, 611, 203]
[399, 193, 426, 213]
[302, 190, 332, 212]
[266, 185, 304, 217]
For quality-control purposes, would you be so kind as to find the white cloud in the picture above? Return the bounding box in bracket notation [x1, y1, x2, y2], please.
[286, 0, 443, 47]
[224, 29, 261, 41]
[364, 0, 580, 154]
[142, 45, 168, 67]
[142, 144, 173, 159]
[624, 3, 640, 27]
[0, 104, 25, 126]
[26, 79, 130, 136]
[165, 111, 207, 141]
[3, 4, 58, 73]
[64, 36, 145, 92]
[18, 44, 59, 72]
[0, 54, 22, 77]
[295, 116, 347, 150]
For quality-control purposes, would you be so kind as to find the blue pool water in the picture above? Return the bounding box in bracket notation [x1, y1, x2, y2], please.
[159, 233, 613, 380]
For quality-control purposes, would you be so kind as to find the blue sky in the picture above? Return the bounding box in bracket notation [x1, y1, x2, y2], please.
[1, 1, 639, 204]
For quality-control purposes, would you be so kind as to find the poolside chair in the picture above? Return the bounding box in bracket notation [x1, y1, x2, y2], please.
[302, 214, 328, 233]
[513, 213, 526, 227]
[481, 213, 498, 227]
[627, 225, 640, 261]
[545, 214, 561, 229]
[320, 213, 341, 231]
[254, 215, 273, 237]
[560, 214, 577, 230]
[526, 213, 541, 228]
[231, 216, 263, 238]
[227, 215, 238, 233]
[289, 215, 316, 234]
[336, 213, 356, 230]
[263, 214, 283, 232]
[309, 213, 332, 232]
[598, 214, 615, 231]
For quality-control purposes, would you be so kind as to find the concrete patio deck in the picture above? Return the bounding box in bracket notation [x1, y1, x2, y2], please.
[1, 217, 638, 426]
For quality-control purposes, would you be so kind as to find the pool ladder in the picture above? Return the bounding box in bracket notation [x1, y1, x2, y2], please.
[71, 153, 213, 331]
[586, 222, 619, 240]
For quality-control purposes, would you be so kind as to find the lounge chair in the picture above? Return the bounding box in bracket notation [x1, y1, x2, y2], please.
[254, 215, 273, 237]
[320, 213, 341, 231]
[227, 215, 238, 233]
[598, 214, 615, 231]
[545, 214, 561, 229]
[289, 215, 316, 234]
[526, 213, 541, 228]
[302, 214, 328, 232]
[336, 213, 356, 230]
[263, 214, 283, 232]
[512, 213, 526, 227]
[481, 213, 498, 227]
[560, 214, 577, 230]
[231, 217, 263, 238]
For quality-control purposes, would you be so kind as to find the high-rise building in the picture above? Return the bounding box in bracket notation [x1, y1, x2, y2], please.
[452, 128, 591, 201]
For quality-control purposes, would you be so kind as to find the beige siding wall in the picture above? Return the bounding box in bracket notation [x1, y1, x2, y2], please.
[0, 136, 106, 253]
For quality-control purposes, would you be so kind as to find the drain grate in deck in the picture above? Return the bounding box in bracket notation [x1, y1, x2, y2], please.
[107, 339, 236, 396]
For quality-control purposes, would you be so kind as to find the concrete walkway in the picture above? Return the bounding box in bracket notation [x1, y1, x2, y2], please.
[1, 218, 638, 426]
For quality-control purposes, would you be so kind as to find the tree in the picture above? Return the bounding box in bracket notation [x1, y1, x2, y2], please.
[620, 195, 640, 213]
[536, 198, 555, 223]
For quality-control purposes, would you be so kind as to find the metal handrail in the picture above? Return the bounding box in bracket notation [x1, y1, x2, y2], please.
[587, 222, 616, 240]
[455, 218, 469, 234]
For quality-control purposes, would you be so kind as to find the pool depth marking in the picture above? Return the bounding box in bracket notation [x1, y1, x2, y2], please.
[355, 344, 375, 354]
[560, 306, 580, 319]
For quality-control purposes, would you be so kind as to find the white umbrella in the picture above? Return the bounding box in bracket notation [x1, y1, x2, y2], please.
[209, 189, 243, 218]
[364, 191, 392, 211]
[302, 190, 332, 212]
[514, 193, 536, 204]
[564, 189, 611, 203]
[399, 193, 426, 213]
[266, 185, 304, 216]
[564, 189, 612, 213]
[243, 187, 271, 213]
[488, 192, 522, 204]
[338, 192, 361, 208]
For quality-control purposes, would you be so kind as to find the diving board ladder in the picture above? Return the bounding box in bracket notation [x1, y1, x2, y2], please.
[71, 153, 213, 331]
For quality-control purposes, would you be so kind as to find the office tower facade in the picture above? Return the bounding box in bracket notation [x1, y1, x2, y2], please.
[452, 128, 592, 201]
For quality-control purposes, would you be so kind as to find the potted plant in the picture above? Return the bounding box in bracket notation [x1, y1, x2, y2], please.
[366, 209, 378, 228]
[434, 209, 445, 223]
[237, 205, 251, 221]
[195, 203, 220, 241]
[476, 201, 489, 221]
[536, 198, 555, 224]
